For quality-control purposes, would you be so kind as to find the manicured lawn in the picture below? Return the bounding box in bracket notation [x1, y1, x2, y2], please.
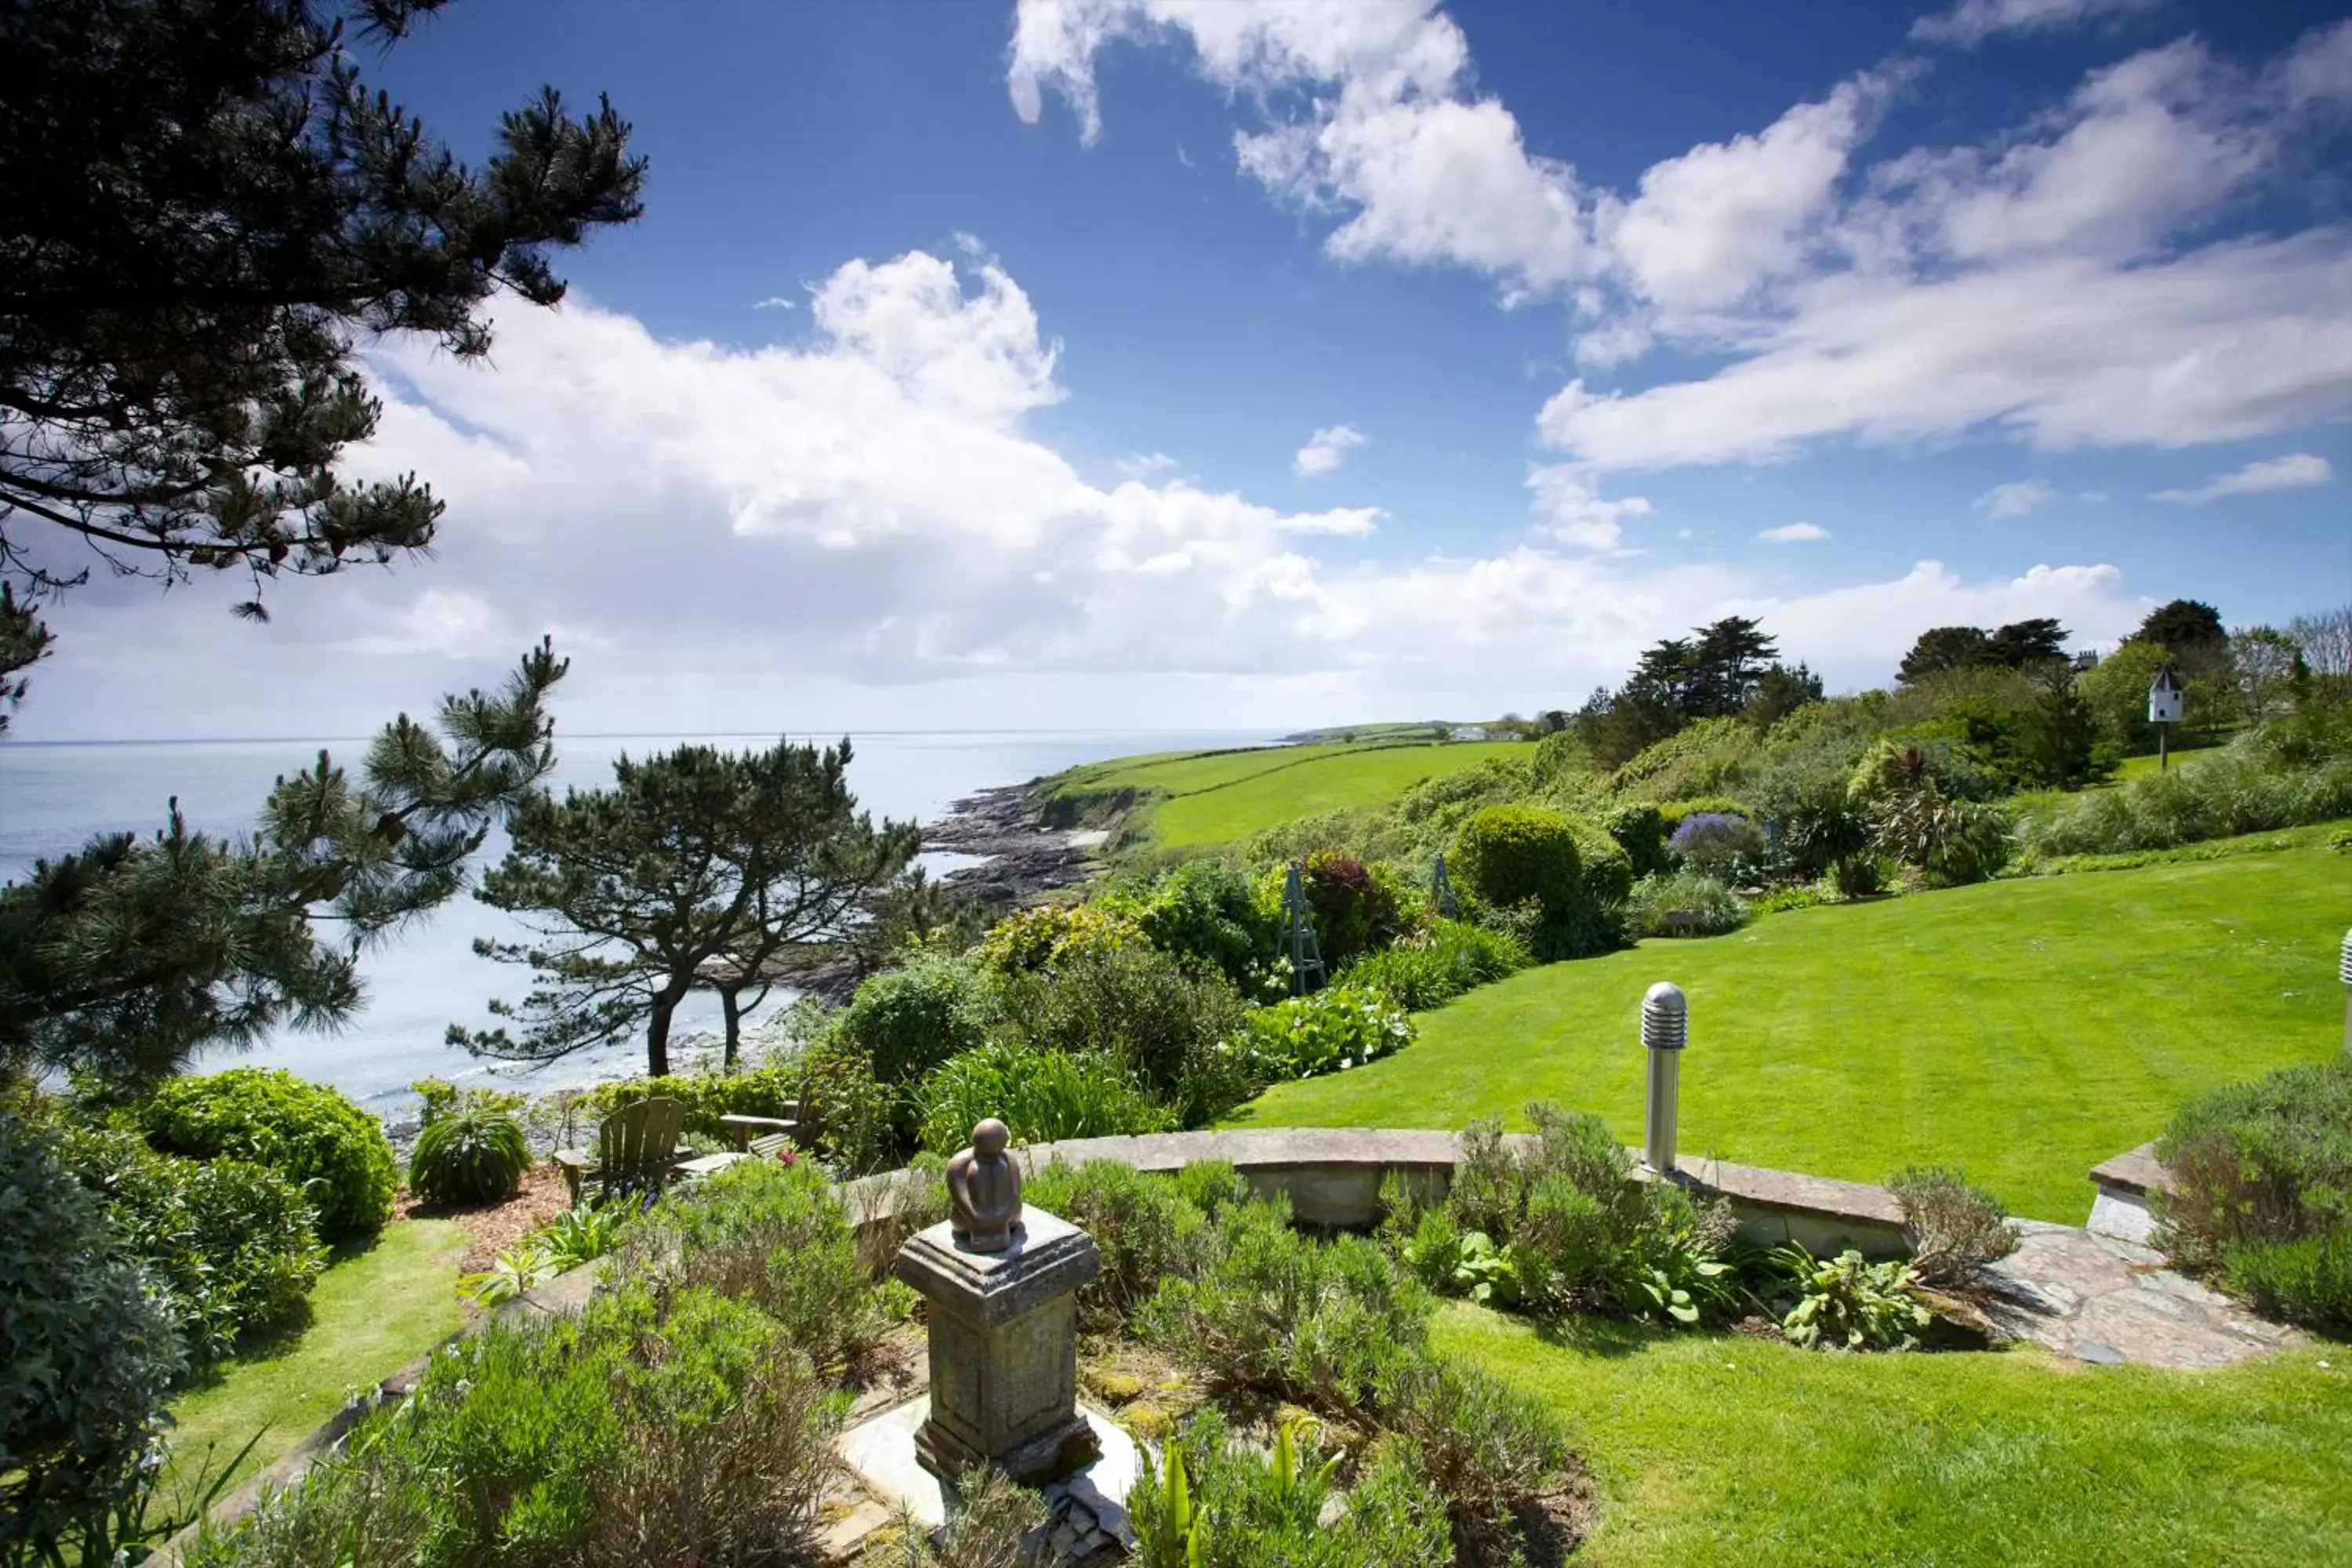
[1047, 739, 1526, 848]
[163, 1218, 468, 1499]
[1439, 1304, 2352, 1567]
[1237, 840, 2352, 1220]
[2115, 743, 2221, 780]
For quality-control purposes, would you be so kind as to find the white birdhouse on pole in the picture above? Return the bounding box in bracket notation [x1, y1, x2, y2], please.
[2147, 662, 2185, 770]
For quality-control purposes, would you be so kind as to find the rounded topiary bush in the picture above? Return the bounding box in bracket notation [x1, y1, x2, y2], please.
[408, 1105, 532, 1207]
[830, 949, 998, 1084]
[1453, 804, 1581, 915]
[142, 1067, 397, 1240]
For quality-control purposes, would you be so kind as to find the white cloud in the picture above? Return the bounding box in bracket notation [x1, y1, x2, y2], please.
[753, 296, 797, 310]
[2151, 452, 2335, 503]
[16, 241, 2151, 738]
[1757, 521, 1830, 543]
[1976, 479, 2057, 517]
[1017, 7, 2352, 477]
[1527, 465, 1652, 550]
[1294, 423, 1369, 476]
[1114, 450, 1179, 478]
[1912, 0, 2159, 50]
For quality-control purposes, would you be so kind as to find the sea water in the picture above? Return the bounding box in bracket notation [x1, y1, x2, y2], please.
[0, 728, 1277, 1111]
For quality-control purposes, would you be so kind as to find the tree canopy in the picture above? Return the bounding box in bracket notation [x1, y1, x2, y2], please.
[1897, 619, 2069, 684]
[0, 0, 645, 719]
[1, 643, 567, 1088]
[456, 739, 920, 1076]
[2131, 599, 2227, 655]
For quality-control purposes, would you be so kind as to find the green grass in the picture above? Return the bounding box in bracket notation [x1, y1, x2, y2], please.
[1045, 739, 1526, 848]
[1236, 840, 2352, 1220]
[162, 1218, 468, 1499]
[1439, 1304, 2352, 1567]
[2115, 743, 2221, 780]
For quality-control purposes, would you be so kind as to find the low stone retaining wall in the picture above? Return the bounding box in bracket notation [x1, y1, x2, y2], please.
[2085, 1141, 2169, 1243]
[984, 1127, 1905, 1258]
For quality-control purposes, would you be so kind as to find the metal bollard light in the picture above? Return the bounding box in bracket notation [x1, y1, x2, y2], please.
[1642, 982, 1687, 1175]
[2340, 927, 2351, 1058]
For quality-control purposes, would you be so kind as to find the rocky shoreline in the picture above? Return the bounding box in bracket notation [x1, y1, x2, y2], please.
[924, 779, 1109, 906]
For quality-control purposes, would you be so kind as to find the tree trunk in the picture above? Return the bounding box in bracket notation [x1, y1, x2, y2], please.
[646, 989, 681, 1078]
[720, 985, 742, 1070]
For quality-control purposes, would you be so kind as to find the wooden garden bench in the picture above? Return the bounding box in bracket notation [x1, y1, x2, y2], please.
[718, 1109, 804, 1162]
[553, 1096, 693, 1206]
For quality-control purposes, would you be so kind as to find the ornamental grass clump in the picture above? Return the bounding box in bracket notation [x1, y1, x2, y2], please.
[1623, 869, 1749, 939]
[407, 1104, 532, 1207]
[913, 1040, 1174, 1156]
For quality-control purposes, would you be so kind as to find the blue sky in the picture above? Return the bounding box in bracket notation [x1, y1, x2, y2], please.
[22, 0, 2352, 738]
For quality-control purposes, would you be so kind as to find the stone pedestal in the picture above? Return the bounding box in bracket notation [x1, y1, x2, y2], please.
[893, 1207, 1101, 1482]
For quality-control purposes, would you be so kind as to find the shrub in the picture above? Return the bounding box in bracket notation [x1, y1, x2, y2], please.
[2153, 1059, 2352, 1294]
[914, 1041, 1175, 1156]
[795, 1032, 896, 1174]
[1453, 804, 1581, 914]
[1657, 796, 1755, 829]
[1623, 870, 1748, 939]
[407, 1105, 532, 1207]
[971, 902, 1145, 976]
[1, 1112, 187, 1566]
[1340, 918, 1529, 1011]
[2223, 1232, 2352, 1334]
[187, 1283, 842, 1568]
[142, 1067, 396, 1240]
[1140, 1199, 1432, 1412]
[1668, 811, 1767, 880]
[1871, 787, 2012, 886]
[1888, 1166, 2019, 1287]
[1602, 801, 1671, 877]
[61, 1127, 325, 1362]
[999, 939, 1248, 1122]
[1299, 851, 1402, 968]
[1610, 718, 1760, 803]
[2021, 739, 2352, 859]
[830, 949, 998, 1085]
[1229, 984, 1414, 1084]
[1107, 859, 1279, 986]
[621, 1157, 885, 1381]
[1772, 1245, 1932, 1351]
[1375, 1356, 1577, 1566]
[1022, 1159, 1222, 1330]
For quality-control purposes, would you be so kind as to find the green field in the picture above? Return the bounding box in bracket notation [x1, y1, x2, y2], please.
[1046, 739, 1526, 848]
[1440, 1305, 2351, 1567]
[1237, 838, 2352, 1220]
[163, 1218, 467, 1501]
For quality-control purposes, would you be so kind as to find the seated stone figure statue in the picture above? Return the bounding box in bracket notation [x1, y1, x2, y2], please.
[946, 1116, 1022, 1253]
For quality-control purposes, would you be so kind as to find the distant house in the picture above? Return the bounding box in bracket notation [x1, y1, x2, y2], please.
[2070, 651, 2100, 673]
[1449, 725, 1491, 742]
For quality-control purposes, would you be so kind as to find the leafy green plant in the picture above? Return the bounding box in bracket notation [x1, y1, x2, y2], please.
[1774, 1245, 1932, 1351]
[408, 1076, 527, 1129]
[1453, 804, 1582, 914]
[2222, 1231, 2352, 1334]
[60, 1126, 325, 1362]
[915, 1040, 1175, 1155]
[574, 1058, 805, 1145]
[1131, 1411, 1451, 1568]
[459, 1242, 557, 1305]
[830, 949, 1000, 1085]
[407, 1104, 532, 1207]
[539, 1203, 626, 1270]
[1623, 869, 1749, 938]
[1139, 1200, 1431, 1413]
[1339, 918, 1529, 1011]
[1374, 1355, 1577, 1566]
[1228, 984, 1414, 1084]
[1022, 1158, 1220, 1330]
[141, 1066, 397, 1240]
[0, 1112, 187, 1566]
[996, 939, 1248, 1123]
[1888, 1166, 2020, 1287]
[619, 1156, 887, 1379]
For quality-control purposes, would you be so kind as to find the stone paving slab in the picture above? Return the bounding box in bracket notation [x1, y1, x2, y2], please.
[1978, 1221, 2305, 1369]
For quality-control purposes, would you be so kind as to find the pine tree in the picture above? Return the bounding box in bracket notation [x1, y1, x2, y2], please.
[0, 0, 645, 700]
[456, 739, 920, 1076]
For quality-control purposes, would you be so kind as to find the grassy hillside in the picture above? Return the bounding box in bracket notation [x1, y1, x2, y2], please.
[1043, 739, 1527, 849]
[1236, 839, 2352, 1220]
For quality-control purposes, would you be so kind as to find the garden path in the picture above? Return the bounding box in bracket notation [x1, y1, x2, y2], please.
[1979, 1221, 2307, 1369]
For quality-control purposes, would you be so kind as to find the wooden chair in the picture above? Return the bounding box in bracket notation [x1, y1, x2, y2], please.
[554, 1097, 692, 1206]
[719, 1103, 804, 1163]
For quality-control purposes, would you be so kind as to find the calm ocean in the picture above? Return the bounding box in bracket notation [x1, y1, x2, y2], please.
[0, 729, 1277, 1111]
